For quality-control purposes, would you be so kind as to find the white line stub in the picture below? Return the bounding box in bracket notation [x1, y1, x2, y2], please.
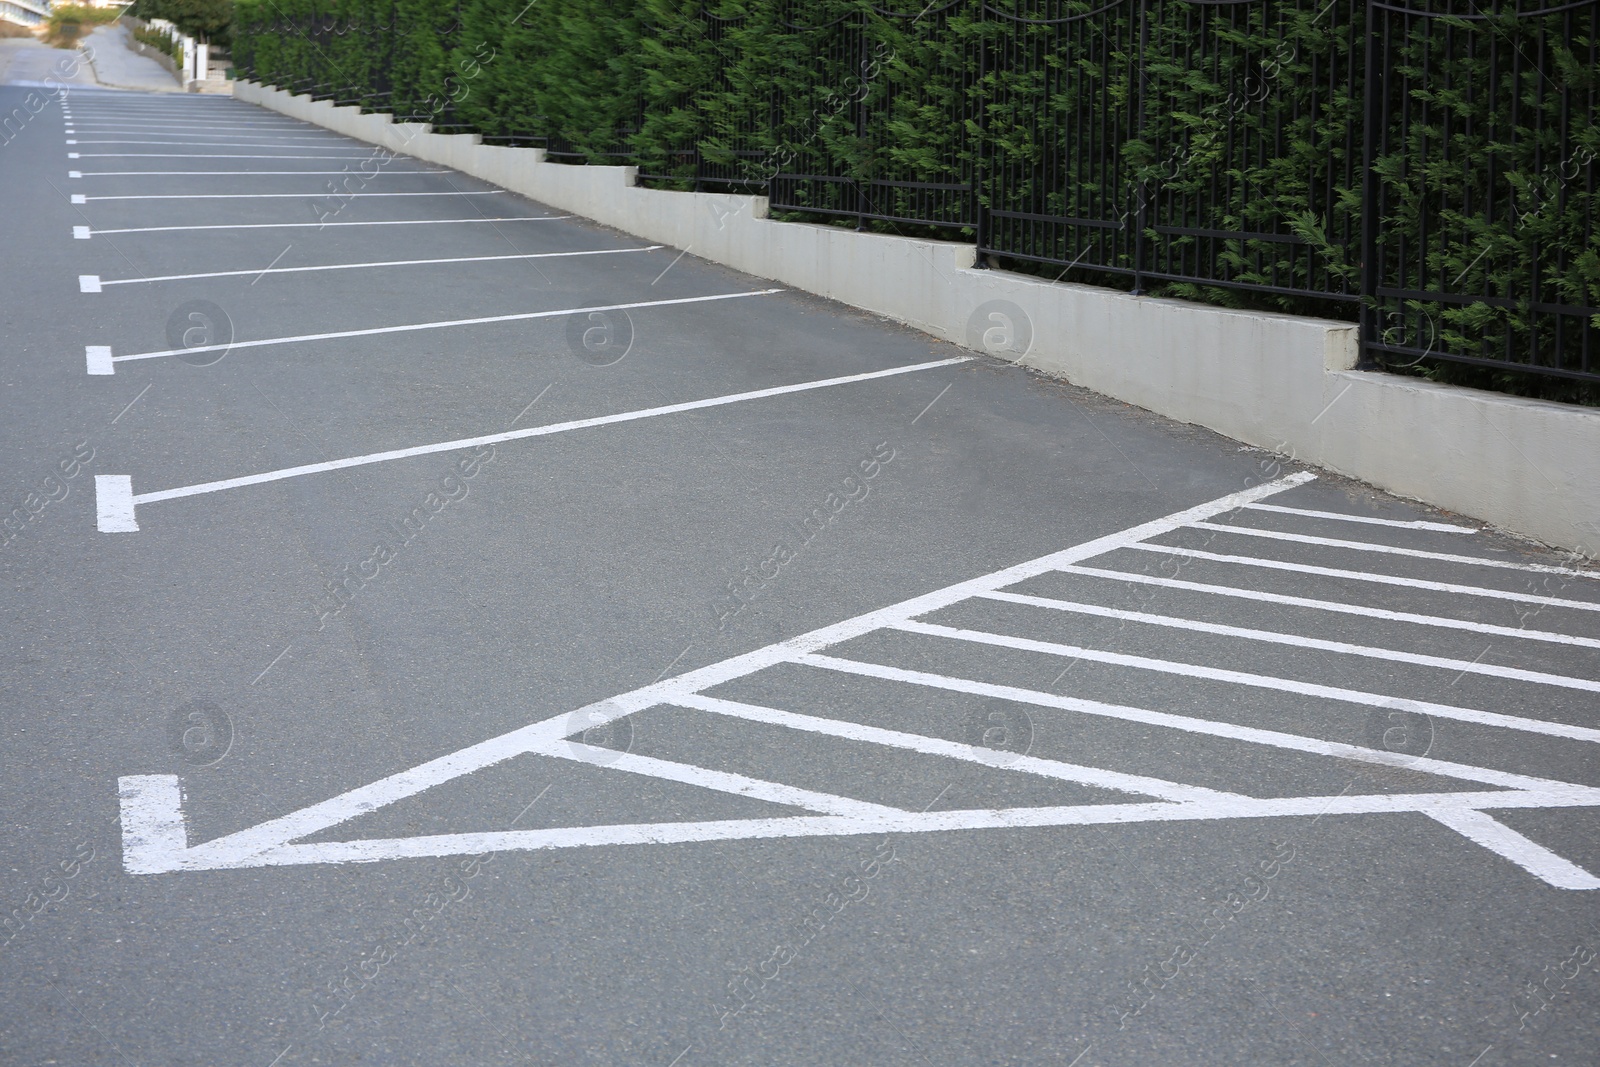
[95, 475, 139, 532]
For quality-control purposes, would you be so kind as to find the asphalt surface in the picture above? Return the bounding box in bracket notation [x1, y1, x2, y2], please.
[1, 83, 1598, 1067]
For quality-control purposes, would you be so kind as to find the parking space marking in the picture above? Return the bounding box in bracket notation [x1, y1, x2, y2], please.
[94, 289, 782, 371]
[118, 790, 1600, 872]
[977, 591, 1600, 692]
[64, 140, 378, 150]
[114, 473, 1600, 887]
[553, 744, 908, 818]
[886, 618, 1600, 743]
[73, 215, 572, 238]
[674, 694, 1251, 803]
[70, 154, 408, 160]
[94, 474, 137, 532]
[1188, 521, 1600, 578]
[97, 355, 963, 528]
[797, 653, 1592, 793]
[1240, 502, 1478, 532]
[1055, 564, 1600, 648]
[1121, 543, 1600, 612]
[64, 123, 333, 132]
[81, 245, 662, 291]
[74, 190, 505, 202]
[1426, 809, 1600, 890]
[72, 169, 452, 176]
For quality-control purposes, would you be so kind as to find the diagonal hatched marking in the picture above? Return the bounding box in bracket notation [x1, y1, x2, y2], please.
[545, 742, 907, 818]
[976, 591, 1600, 693]
[1188, 521, 1600, 578]
[1055, 564, 1600, 648]
[884, 619, 1600, 743]
[672, 693, 1238, 804]
[1239, 502, 1478, 532]
[126, 474, 1318, 870]
[794, 653, 1600, 794]
[1426, 809, 1600, 890]
[1119, 543, 1600, 612]
[116, 471, 1600, 886]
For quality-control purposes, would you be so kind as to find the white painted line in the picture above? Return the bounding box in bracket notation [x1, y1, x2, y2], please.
[1056, 564, 1600, 649]
[796, 653, 1600, 796]
[68, 170, 81, 178]
[1189, 521, 1600, 579]
[72, 153, 396, 160]
[93, 246, 662, 288]
[889, 618, 1600, 743]
[977, 590, 1600, 693]
[1240, 502, 1477, 532]
[73, 169, 451, 177]
[676, 693, 1240, 804]
[1427, 808, 1600, 890]
[86, 345, 113, 374]
[76, 191, 504, 202]
[549, 742, 907, 818]
[79, 275, 102, 293]
[118, 476, 1315, 867]
[66, 123, 339, 132]
[70, 194, 86, 204]
[73, 226, 91, 240]
[126, 790, 1600, 874]
[78, 216, 570, 238]
[66, 131, 346, 139]
[116, 356, 964, 519]
[1121, 543, 1600, 613]
[94, 475, 138, 532]
[108, 289, 784, 367]
[65, 140, 387, 149]
[118, 776, 186, 872]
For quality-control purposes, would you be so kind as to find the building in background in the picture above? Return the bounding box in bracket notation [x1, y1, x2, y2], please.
[0, 0, 49, 28]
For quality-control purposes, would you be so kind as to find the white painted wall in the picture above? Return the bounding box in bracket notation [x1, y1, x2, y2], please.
[238, 81, 1600, 557]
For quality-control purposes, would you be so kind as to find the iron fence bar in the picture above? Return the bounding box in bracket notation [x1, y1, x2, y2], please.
[1131, 0, 1149, 296]
[236, 0, 1599, 394]
[1359, 0, 1383, 370]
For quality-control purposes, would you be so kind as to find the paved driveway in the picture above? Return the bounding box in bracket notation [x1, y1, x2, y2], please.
[1, 85, 1597, 1067]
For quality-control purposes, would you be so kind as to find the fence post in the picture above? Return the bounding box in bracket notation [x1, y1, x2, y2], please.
[854, 5, 869, 231]
[973, 0, 989, 268]
[1358, 0, 1382, 369]
[692, 7, 705, 192]
[1130, 0, 1150, 296]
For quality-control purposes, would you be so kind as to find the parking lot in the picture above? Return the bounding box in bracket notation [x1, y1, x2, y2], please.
[2, 82, 1598, 1067]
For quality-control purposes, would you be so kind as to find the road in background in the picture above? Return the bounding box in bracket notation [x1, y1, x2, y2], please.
[1, 84, 1597, 1067]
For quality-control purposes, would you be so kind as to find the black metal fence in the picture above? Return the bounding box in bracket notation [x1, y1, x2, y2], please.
[235, 0, 1599, 398]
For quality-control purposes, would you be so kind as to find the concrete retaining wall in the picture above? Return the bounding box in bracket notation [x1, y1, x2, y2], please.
[238, 81, 1600, 556]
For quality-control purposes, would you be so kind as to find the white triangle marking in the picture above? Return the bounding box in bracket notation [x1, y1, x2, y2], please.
[114, 471, 1600, 888]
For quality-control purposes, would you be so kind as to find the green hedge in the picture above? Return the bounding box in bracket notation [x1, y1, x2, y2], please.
[232, 0, 1599, 404]
[127, 0, 233, 46]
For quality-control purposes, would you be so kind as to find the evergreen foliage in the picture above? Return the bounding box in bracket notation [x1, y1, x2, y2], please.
[231, 0, 1598, 403]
